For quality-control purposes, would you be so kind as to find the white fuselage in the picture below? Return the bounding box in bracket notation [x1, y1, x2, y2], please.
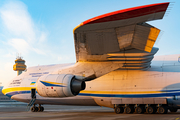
[2, 54, 180, 108]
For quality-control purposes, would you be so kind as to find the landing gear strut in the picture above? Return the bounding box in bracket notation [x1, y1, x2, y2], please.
[31, 104, 44, 112]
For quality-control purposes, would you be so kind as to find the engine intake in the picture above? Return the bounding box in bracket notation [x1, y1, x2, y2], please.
[36, 74, 86, 97]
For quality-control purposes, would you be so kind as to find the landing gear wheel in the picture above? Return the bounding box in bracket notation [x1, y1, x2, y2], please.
[146, 106, 156, 114]
[39, 107, 44, 112]
[157, 106, 168, 114]
[31, 106, 38, 112]
[41, 107, 44, 112]
[135, 106, 144, 114]
[169, 108, 177, 113]
[124, 106, 134, 114]
[114, 106, 124, 114]
[38, 107, 43, 112]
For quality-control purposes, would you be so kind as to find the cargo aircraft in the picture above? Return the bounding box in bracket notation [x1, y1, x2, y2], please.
[3, 2, 179, 114]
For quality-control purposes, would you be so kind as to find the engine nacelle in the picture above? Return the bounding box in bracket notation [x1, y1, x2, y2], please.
[36, 74, 86, 97]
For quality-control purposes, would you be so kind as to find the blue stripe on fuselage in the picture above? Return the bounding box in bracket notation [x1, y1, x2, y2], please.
[79, 92, 180, 98]
[5, 90, 180, 98]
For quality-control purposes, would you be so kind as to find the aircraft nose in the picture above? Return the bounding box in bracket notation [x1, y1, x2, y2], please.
[2, 82, 10, 96]
[2, 86, 6, 95]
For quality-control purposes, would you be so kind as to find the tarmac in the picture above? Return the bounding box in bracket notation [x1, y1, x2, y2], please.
[0, 102, 180, 120]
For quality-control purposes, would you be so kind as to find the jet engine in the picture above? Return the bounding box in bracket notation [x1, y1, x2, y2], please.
[36, 74, 86, 97]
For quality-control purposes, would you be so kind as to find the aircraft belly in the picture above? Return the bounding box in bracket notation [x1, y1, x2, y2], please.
[11, 94, 98, 106]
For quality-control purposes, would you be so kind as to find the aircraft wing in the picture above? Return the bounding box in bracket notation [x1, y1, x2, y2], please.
[73, 2, 169, 70]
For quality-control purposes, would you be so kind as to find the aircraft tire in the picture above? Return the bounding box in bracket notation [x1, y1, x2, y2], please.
[41, 107, 44, 112]
[31, 107, 35, 112]
[146, 106, 156, 114]
[31, 106, 38, 112]
[124, 106, 134, 114]
[114, 106, 124, 114]
[135, 106, 144, 114]
[38, 107, 42, 112]
[169, 108, 177, 113]
[35, 107, 38, 112]
[38, 107, 41, 112]
[157, 106, 168, 114]
[37, 107, 44, 112]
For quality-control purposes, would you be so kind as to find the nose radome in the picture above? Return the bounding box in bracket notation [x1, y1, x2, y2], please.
[2, 86, 6, 95]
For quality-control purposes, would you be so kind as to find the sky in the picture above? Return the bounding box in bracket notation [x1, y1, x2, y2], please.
[0, 0, 179, 85]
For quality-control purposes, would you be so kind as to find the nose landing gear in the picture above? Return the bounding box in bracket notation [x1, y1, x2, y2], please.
[31, 104, 44, 112]
[29, 88, 44, 112]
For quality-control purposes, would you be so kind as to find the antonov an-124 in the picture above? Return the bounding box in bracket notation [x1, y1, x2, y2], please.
[2, 2, 179, 114]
